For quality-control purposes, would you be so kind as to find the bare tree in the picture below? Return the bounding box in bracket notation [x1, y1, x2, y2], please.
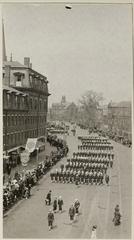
[79, 90, 103, 128]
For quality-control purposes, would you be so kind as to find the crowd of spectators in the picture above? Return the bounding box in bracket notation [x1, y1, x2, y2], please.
[99, 131, 132, 148]
[3, 135, 69, 213]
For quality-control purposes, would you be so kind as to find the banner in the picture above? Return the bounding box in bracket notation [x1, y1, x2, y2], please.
[25, 138, 37, 153]
[20, 150, 29, 167]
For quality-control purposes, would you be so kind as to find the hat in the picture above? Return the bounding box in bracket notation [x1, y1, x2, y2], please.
[92, 225, 97, 229]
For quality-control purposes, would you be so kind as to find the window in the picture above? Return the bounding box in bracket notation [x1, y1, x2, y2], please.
[18, 133, 20, 143]
[3, 115, 6, 127]
[15, 115, 18, 125]
[17, 75, 21, 81]
[14, 96, 17, 107]
[40, 100, 42, 110]
[21, 116, 23, 125]
[25, 116, 27, 125]
[8, 116, 10, 126]
[13, 134, 15, 145]
[29, 75, 33, 86]
[44, 99, 47, 110]
[7, 94, 10, 105]
[17, 96, 20, 108]
[3, 135, 5, 146]
[21, 97, 24, 108]
[30, 98, 33, 109]
[12, 116, 14, 126]
[10, 134, 13, 146]
[19, 116, 21, 125]
[15, 133, 17, 144]
[35, 99, 37, 110]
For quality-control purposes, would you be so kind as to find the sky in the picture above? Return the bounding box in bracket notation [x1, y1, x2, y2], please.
[2, 3, 133, 106]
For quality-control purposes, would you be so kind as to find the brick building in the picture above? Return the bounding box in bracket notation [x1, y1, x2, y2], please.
[49, 96, 78, 122]
[108, 101, 132, 141]
[3, 58, 49, 155]
[2, 21, 50, 172]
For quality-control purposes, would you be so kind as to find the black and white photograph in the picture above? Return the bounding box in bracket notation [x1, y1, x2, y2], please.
[2, 2, 132, 239]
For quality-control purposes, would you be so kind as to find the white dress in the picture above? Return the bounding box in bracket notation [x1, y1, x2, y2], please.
[91, 229, 97, 239]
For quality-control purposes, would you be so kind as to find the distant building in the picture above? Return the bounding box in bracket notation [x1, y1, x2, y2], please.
[96, 107, 103, 129]
[108, 101, 132, 140]
[49, 96, 78, 122]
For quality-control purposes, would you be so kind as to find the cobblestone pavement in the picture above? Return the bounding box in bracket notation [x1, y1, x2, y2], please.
[3, 127, 132, 238]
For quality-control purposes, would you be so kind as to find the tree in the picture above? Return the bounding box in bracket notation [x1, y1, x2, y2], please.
[79, 90, 103, 128]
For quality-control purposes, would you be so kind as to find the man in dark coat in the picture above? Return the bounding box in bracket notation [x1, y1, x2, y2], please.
[74, 199, 80, 215]
[69, 205, 75, 223]
[58, 196, 63, 213]
[105, 174, 109, 186]
[45, 190, 52, 205]
[53, 197, 57, 213]
[47, 210, 54, 230]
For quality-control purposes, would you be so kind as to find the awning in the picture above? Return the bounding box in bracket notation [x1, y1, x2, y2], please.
[7, 145, 25, 154]
[3, 155, 10, 159]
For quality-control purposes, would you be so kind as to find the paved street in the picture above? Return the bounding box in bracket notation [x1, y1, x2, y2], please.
[3, 127, 132, 239]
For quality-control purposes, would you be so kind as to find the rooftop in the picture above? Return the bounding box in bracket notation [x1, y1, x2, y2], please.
[3, 61, 26, 68]
[3, 85, 28, 96]
[108, 101, 131, 108]
[3, 60, 48, 82]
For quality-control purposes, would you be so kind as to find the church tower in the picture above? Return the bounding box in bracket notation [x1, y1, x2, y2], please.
[2, 19, 7, 62]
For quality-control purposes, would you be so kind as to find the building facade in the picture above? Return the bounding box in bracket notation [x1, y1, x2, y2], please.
[3, 57, 49, 154]
[49, 96, 78, 123]
[108, 101, 132, 141]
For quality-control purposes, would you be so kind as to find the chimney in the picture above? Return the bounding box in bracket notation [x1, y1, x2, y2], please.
[24, 57, 30, 67]
[4, 65, 10, 86]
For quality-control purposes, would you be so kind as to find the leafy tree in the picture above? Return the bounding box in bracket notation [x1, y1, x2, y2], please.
[79, 90, 103, 128]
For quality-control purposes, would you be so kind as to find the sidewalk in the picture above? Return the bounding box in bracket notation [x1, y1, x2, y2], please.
[4, 142, 56, 183]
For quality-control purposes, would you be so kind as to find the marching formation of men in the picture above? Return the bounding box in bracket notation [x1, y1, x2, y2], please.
[50, 135, 114, 186]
